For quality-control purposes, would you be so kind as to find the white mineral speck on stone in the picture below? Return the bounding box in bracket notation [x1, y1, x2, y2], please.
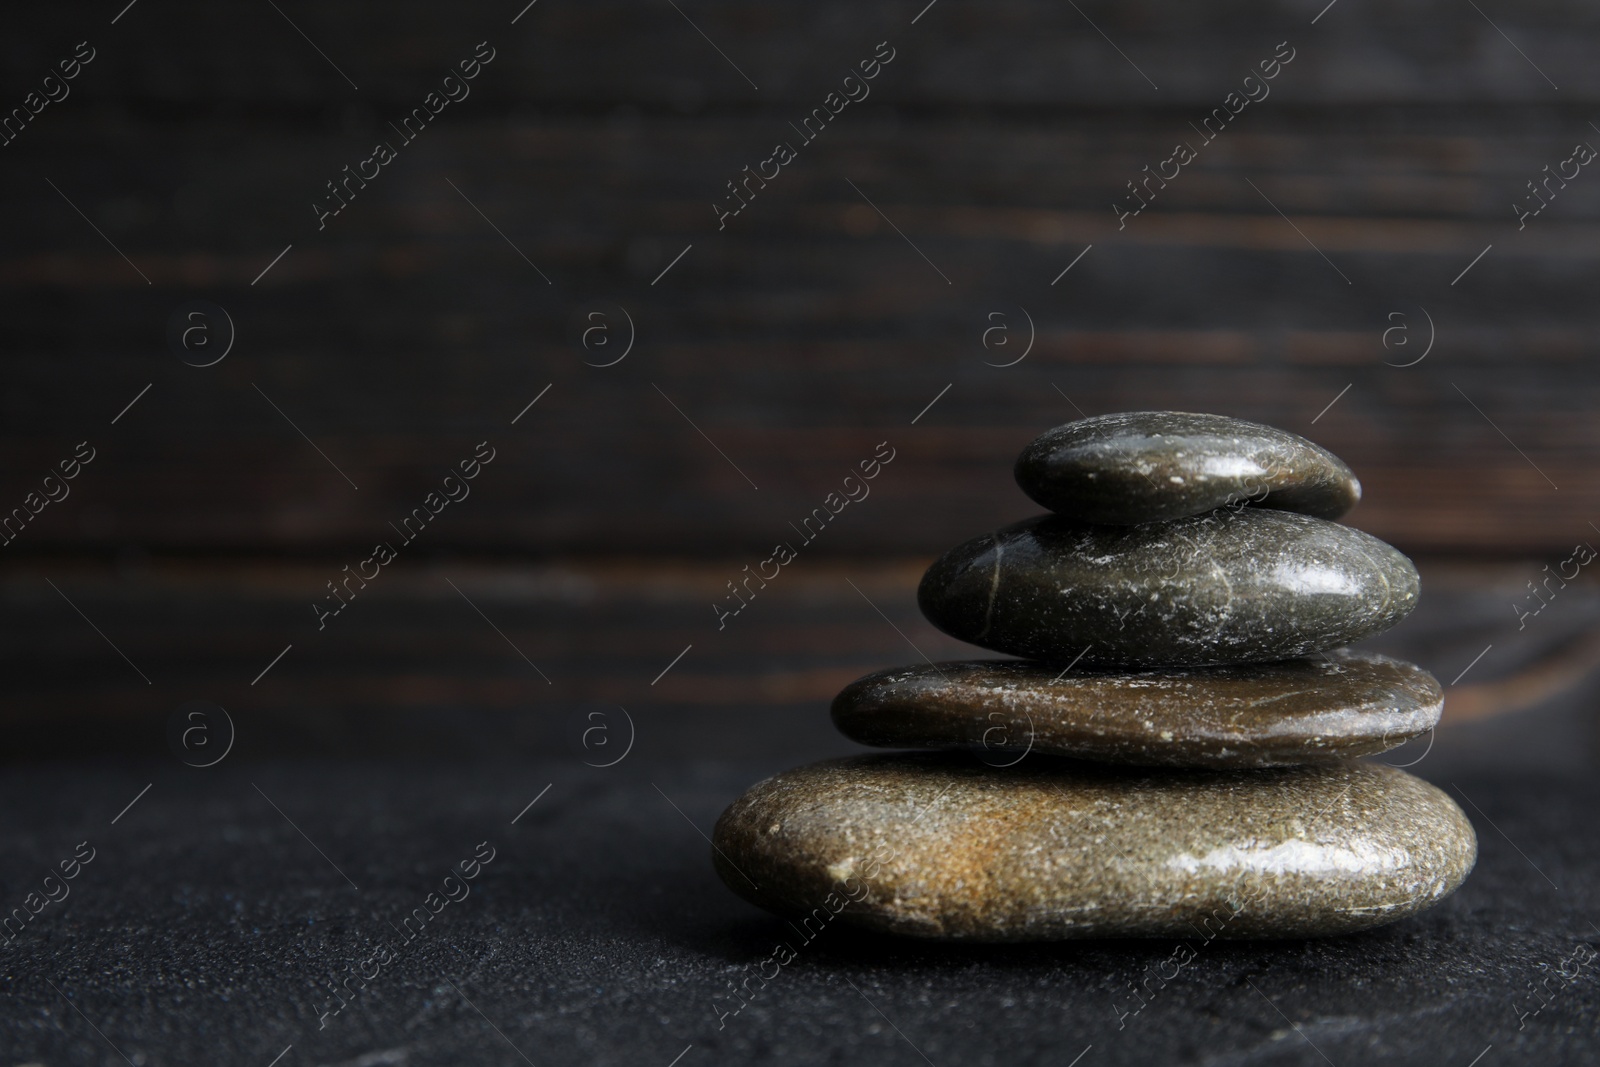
[1167, 838, 1408, 876]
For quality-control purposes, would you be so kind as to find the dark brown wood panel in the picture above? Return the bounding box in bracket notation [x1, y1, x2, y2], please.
[8, 1, 1600, 106]
[1, 5, 1594, 557]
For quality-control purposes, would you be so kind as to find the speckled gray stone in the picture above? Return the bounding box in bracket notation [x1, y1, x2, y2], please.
[831, 650, 1442, 768]
[712, 754, 1476, 940]
[918, 509, 1419, 668]
[1016, 411, 1361, 525]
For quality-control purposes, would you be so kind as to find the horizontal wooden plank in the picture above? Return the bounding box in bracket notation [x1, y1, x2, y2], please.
[5, 1, 1600, 106]
[0, 352, 1590, 554]
[9, 118, 1600, 251]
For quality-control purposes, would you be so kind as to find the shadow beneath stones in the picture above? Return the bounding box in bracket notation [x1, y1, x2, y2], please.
[710, 909, 1430, 975]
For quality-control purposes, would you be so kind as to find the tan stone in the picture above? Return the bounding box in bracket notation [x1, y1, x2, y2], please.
[713, 755, 1476, 940]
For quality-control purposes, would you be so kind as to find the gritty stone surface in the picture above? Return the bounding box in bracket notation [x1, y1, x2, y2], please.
[1015, 411, 1362, 525]
[830, 649, 1443, 768]
[712, 754, 1476, 941]
[918, 509, 1419, 668]
[0, 758, 1590, 1066]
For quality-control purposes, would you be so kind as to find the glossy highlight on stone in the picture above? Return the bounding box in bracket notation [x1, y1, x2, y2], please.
[831, 650, 1442, 768]
[1015, 411, 1361, 525]
[918, 509, 1419, 667]
[712, 754, 1476, 940]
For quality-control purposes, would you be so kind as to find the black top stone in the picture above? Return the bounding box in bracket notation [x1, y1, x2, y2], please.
[1015, 411, 1362, 525]
[917, 509, 1419, 668]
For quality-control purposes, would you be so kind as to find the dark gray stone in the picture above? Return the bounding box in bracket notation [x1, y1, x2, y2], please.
[918, 510, 1419, 667]
[1015, 411, 1361, 525]
[831, 650, 1442, 768]
[712, 754, 1477, 941]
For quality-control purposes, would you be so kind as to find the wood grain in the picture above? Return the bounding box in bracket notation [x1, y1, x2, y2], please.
[0, 4, 1594, 557]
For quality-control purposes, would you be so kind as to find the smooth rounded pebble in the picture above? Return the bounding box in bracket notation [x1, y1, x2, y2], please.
[1015, 411, 1361, 525]
[712, 754, 1476, 940]
[831, 650, 1442, 768]
[918, 509, 1419, 668]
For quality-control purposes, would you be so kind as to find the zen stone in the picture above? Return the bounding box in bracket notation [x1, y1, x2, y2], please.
[1015, 411, 1361, 525]
[831, 650, 1442, 768]
[918, 509, 1418, 667]
[712, 754, 1476, 940]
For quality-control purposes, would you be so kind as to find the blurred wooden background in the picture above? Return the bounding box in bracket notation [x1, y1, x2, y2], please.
[0, 0, 1594, 559]
[1, 1, 1596, 759]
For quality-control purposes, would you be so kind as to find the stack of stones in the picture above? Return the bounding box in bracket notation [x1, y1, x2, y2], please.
[713, 412, 1477, 940]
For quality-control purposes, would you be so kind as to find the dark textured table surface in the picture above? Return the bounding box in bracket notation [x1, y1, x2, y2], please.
[2, 559, 1598, 1065]
[2, 736, 1596, 1067]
